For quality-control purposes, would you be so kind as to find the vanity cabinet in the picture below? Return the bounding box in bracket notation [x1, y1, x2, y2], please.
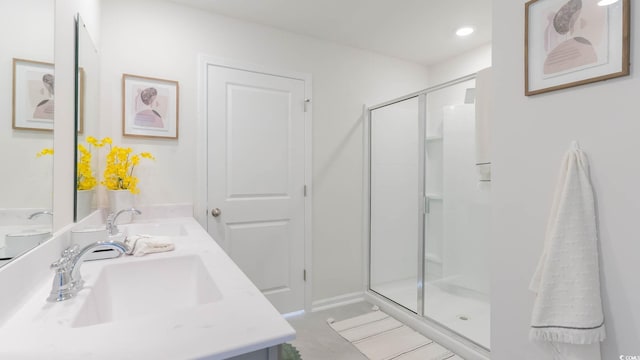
[228, 346, 281, 360]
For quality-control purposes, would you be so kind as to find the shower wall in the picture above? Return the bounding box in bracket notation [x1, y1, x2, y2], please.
[442, 104, 490, 295]
[426, 81, 490, 296]
[422, 79, 491, 349]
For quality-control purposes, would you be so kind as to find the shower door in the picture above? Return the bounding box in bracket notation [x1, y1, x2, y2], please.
[369, 95, 424, 313]
[368, 74, 491, 350]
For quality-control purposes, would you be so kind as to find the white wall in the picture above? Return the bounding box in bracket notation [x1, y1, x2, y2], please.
[0, 0, 54, 209]
[427, 43, 491, 86]
[492, 0, 640, 358]
[99, 0, 429, 302]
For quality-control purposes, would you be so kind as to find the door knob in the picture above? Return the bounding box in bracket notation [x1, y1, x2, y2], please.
[211, 208, 222, 217]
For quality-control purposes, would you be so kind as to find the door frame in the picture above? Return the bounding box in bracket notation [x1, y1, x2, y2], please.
[196, 54, 313, 313]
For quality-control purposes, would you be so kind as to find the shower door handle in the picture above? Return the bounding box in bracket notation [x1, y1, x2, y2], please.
[211, 208, 222, 217]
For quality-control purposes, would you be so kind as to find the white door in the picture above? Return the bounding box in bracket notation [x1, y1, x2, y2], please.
[207, 64, 307, 314]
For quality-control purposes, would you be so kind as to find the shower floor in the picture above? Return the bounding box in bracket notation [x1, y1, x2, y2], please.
[372, 278, 490, 349]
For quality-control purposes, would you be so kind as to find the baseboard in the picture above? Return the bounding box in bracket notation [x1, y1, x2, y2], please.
[364, 291, 490, 360]
[311, 291, 365, 312]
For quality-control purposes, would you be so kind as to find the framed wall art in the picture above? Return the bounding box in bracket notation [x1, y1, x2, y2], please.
[122, 74, 179, 139]
[12, 58, 55, 131]
[525, 0, 630, 96]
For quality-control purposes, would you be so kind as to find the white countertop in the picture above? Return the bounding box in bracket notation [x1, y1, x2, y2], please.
[0, 217, 295, 359]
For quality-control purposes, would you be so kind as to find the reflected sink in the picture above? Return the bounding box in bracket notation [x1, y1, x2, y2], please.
[122, 223, 188, 237]
[4, 228, 51, 257]
[72, 255, 222, 327]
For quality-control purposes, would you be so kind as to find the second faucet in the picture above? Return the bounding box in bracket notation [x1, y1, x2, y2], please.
[106, 208, 142, 236]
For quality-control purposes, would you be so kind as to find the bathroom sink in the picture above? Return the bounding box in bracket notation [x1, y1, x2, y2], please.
[0, 216, 295, 359]
[121, 222, 188, 237]
[72, 255, 222, 327]
[4, 228, 51, 257]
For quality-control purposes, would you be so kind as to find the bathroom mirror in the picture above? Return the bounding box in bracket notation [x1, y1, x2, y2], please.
[0, 0, 55, 267]
[74, 14, 100, 222]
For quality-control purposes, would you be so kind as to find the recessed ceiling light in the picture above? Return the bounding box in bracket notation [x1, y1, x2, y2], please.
[597, 0, 619, 5]
[456, 27, 474, 37]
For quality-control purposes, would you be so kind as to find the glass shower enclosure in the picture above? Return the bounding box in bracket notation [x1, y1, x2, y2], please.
[368, 74, 490, 349]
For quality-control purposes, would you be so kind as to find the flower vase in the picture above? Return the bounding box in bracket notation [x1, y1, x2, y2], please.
[76, 189, 95, 220]
[107, 189, 136, 223]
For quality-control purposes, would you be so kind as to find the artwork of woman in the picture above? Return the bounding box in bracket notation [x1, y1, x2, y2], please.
[134, 87, 164, 128]
[33, 73, 54, 120]
[542, 0, 606, 76]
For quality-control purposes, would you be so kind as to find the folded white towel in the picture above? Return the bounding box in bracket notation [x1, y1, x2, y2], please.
[530, 141, 605, 345]
[125, 234, 175, 257]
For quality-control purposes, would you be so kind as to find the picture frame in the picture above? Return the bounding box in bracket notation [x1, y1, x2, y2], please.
[122, 74, 179, 139]
[12, 58, 55, 131]
[525, 0, 630, 96]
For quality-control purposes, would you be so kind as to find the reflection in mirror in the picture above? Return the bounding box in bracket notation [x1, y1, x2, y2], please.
[0, 0, 54, 267]
[75, 15, 100, 222]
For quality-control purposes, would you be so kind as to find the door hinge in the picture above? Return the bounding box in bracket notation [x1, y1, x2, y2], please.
[424, 196, 430, 214]
[303, 269, 307, 281]
[304, 185, 307, 197]
[304, 98, 311, 112]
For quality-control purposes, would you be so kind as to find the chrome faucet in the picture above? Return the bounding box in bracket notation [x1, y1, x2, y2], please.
[28, 210, 53, 220]
[47, 241, 131, 302]
[106, 208, 142, 236]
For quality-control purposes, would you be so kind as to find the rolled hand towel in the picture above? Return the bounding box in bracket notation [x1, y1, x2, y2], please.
[125, 234, 175, 257]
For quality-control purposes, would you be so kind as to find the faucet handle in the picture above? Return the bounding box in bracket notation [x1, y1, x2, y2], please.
[62, 244, 80, 258]
[47, 258, 76, 302]
[50, 257, 69, 270]
[51, 255, 71, 270]
[63, 245, 80, 263]
[51, 245, 80, 269]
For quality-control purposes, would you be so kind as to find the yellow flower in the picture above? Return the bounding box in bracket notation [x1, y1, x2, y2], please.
[36, 148, 54, 157]
[42, 137, 155, 194]
[77, 138, 99, 190]
[140, 152, 155, 160]
[101, 144, 154, 194]
[86, 136, 98, 146]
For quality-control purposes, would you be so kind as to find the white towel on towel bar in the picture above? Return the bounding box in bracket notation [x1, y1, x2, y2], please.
[529, 141, 605, 346]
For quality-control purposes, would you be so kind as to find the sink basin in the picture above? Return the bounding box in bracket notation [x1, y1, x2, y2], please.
[72, 255, 222, 327]
[122, 222, 188, 237]
[0, 216, 296, 360]
[4, 228, 51, 257]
